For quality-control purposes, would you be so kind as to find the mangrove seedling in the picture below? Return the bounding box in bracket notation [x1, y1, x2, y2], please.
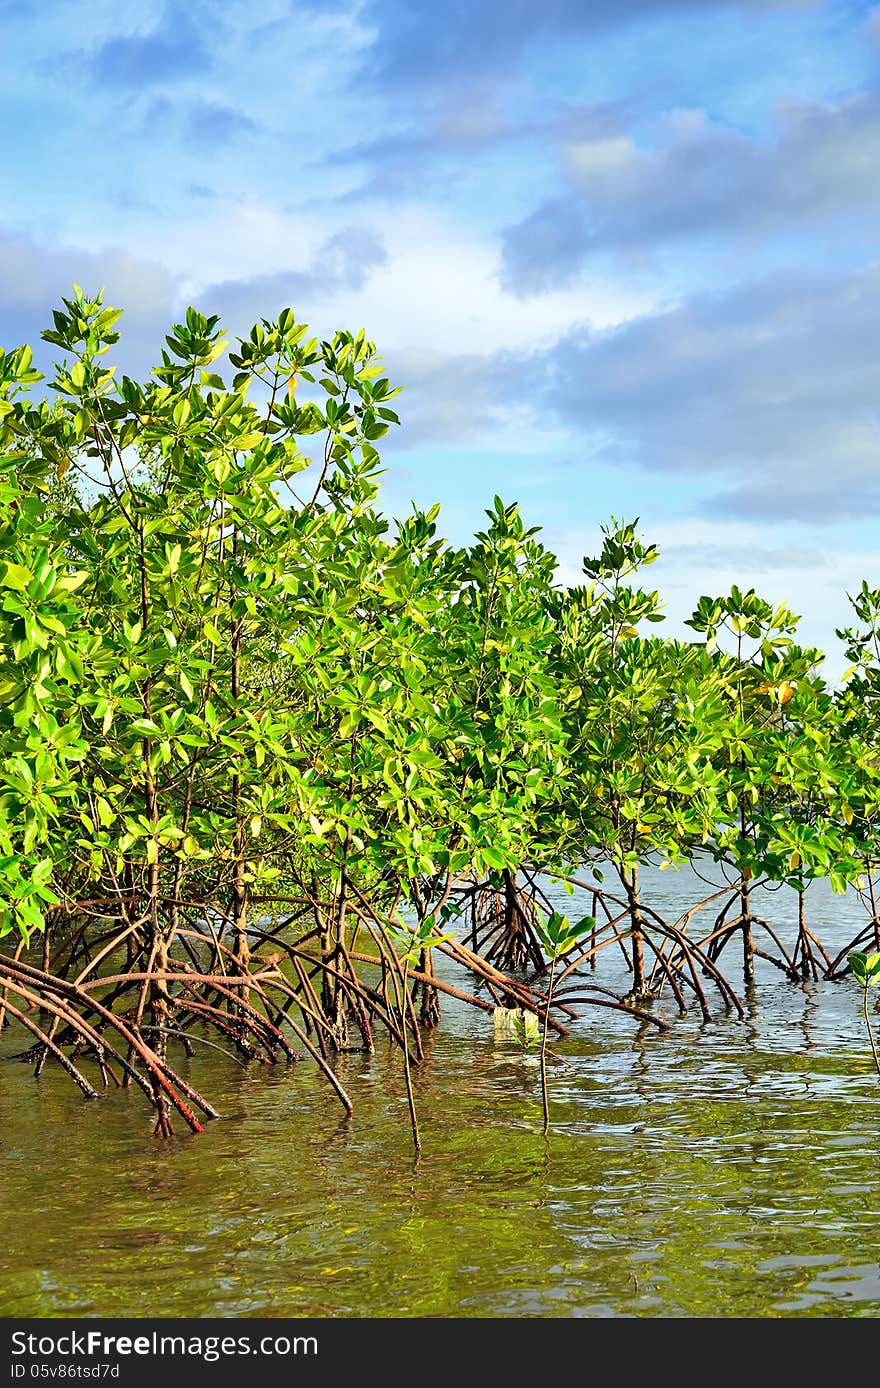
[848, 949, 880, 1082]
[388, 915, 453, 1153]
[533, 908, 595, 1133]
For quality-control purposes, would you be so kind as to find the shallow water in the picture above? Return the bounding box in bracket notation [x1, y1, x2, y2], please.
[2, 867, 879, 1318]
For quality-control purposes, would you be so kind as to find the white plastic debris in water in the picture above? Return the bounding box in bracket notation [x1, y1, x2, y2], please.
[493, 1006, 539, 1040]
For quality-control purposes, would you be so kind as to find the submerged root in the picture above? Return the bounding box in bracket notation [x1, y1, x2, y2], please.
[0, 871, 768, 1139]
[466, 872, 546, 973]
[0, 910, 561, 1136]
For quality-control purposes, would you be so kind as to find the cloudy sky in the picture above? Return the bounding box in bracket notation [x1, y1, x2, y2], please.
[3, 0, 880, 675]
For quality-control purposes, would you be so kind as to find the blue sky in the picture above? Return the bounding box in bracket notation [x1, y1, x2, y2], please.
[3, 0, 880, 674]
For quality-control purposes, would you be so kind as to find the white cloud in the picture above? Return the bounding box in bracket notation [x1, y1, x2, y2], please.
[564, 135, 641, 185]
[116, 200, 655, 357]
[313, 207, 655, 355]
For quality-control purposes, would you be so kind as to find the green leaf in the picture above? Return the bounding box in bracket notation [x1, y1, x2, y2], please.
[130, 718, 161, 739]
[2, 562, 33, 592]
[849, 951, 872, 985]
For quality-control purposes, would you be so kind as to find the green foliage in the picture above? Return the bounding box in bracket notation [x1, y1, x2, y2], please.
[0, 287, 876, 978]
[389, 915, 453, 970]
[0, 426, 89, 935]
[848, 949, 880, 1083]
[849, 950, 880, 988]
[532, 908, 595, 961]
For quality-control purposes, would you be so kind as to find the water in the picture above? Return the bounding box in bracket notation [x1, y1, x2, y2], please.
[1, 866, 879, 1318]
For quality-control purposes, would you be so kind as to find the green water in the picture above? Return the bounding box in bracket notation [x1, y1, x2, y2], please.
[2, 871, 879, 1318]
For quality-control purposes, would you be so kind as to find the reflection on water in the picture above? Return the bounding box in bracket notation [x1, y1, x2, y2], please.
[1, 868, 879, 1318]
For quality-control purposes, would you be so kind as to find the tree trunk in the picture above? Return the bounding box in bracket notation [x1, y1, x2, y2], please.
[621, 865, 648, 1000]
[740, 868, 755, 986]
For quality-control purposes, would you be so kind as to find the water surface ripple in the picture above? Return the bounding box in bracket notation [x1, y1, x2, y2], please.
[1, 870, 878, 1317]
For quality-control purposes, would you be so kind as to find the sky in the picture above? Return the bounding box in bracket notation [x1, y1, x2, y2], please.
[2, 0, 879, 677]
